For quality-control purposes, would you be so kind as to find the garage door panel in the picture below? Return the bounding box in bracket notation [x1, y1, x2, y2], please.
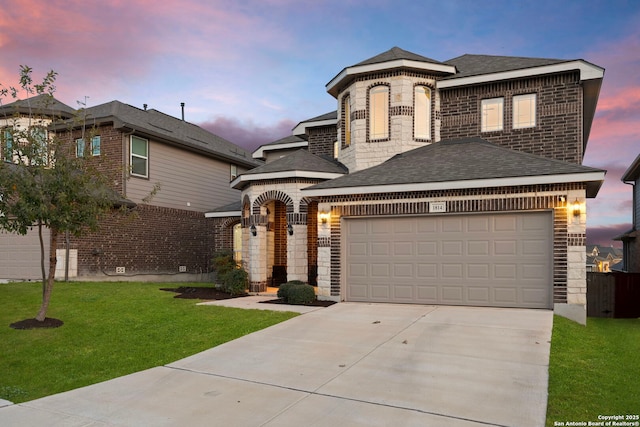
[344, 212, 551, 308]
[348, 263, 368, 277]
[0, 228, 50, 280]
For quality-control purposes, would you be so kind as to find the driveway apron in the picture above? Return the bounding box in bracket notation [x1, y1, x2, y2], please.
[0, 303, 553, 426]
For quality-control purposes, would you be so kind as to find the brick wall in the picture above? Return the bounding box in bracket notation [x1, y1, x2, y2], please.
[440, 71, 583, 164]
[64, 204, 216, 277]
[307, 125, 337, 158]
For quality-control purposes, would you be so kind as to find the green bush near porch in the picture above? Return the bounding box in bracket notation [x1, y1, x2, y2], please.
[0, 281, 298, 403]
[277, 281, 315, 304]
[546, 315, 640, 426]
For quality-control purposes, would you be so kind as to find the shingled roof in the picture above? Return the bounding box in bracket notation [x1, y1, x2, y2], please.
[232, 149, 346, 190]
[443, 54, 568, 79]
[354, 46, 446, 67]
[58, 101, 258, 168]
[304, 138, 605, 197]
[0, 94, 76, 119]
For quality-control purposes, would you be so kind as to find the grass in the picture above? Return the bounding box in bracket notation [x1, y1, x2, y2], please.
[546, 315, 640, 426]
[0, 281, 298, 403]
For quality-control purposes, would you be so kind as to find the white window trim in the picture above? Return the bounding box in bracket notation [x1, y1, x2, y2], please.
[91, 135, 101, 156]
[130, 135, 149, 178]
[369, 85, 389, 140]
[414, 85, 432, 140]
[481, 97, 504, 132]
[513, 93, 537, 129]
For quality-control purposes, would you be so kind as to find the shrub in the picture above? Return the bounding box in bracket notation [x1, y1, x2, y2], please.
[220, 268, 248, 296]
[278, 281, 315, 304]
[212, 250, 248, 295]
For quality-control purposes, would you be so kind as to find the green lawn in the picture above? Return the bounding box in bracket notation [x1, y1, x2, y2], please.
[546, 315, 640, 426]
[0, 281, 298, 403]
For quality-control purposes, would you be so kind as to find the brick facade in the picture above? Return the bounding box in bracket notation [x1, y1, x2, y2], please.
[63, 204, 216, 277]
[307, 125, 336, 158]
[440, 72, 583, 164]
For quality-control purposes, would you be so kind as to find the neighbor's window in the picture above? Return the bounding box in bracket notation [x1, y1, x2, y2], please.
[91, 136, 101, 156]
[414, 85, 431, 140]
[130, 135, 148, 178]
[513, 93, 536, 129]
[230, 164, 238, 181]
[76, 138, 84, 157]
[481, 98, 504, 132]
[30, 126, 48, 165]
[343, 94, 351, 146]
[369, 85, 389, 140]
[2, 128, 13, 161]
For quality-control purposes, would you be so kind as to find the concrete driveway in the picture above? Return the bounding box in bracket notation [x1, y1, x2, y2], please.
[0, 303, 552, 426]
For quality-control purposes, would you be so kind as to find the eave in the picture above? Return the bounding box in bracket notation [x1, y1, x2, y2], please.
[231, 170, 344, 190]
[302, 171, 606, 198]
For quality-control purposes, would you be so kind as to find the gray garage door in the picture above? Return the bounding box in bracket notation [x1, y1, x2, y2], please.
[0, 228, 50, 280]
[344, 212, 552, 308]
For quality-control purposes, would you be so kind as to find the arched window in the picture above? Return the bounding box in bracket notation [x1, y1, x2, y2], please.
[414, 86, 431, 140]
[369, 85, 389, 140]
[343, 94, 351, 147]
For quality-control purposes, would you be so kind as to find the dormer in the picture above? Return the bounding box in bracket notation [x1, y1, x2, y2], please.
[326, 47, 456, 172]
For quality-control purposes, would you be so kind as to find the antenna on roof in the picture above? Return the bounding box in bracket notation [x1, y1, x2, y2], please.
[181, 102, 185, 121]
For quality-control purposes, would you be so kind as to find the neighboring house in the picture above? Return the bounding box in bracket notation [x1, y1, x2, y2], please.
[0, 95, 76, 280]
[586, 245, 623, 272]
[211, 47, 606, 323]
[615, 153, 640, 272]
[1, 98, 259, 280]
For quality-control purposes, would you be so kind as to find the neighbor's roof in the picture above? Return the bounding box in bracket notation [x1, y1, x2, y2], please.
[622, 153, 640, 182]
[232, 149, 346, 190]
[204, 200, 242, 218]
[303, 138, 605, 197]
[0, 94, 76, 119]
[56, 101, 259, 168]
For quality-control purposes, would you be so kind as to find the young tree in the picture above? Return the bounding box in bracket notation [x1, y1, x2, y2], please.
[0, 66, 115, 322]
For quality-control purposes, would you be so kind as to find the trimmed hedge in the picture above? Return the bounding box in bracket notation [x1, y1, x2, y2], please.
[277, 281, 315, 304]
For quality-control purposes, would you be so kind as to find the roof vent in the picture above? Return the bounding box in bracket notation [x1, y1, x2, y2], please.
[181, 102, 185, 121]
[143, 104, 147, 111]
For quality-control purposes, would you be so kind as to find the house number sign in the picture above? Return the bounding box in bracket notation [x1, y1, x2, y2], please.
[429, 202, 447, 213]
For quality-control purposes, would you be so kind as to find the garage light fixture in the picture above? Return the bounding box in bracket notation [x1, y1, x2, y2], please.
[287, 223, 294, 235]
[250, 224, 257, 236]
[572, 199, 581, 217]
[319, 210, 330, 224]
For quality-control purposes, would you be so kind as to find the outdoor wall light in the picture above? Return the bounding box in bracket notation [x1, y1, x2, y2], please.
[319, 210, 330, 224]
[572, 199, 581, 217]
[287, 223, 294, 236]
[250, 224, 257, 236]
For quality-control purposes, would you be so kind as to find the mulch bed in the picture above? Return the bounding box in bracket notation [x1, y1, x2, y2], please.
[10, 318, 64, 330]
[160, 286, 335, 307]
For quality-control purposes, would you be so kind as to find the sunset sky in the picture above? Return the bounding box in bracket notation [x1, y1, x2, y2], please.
[1, 0, 638, 246]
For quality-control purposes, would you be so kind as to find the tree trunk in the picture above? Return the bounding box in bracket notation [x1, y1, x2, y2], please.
[38, 222, 46, 300]
[36, 229, 58, 322]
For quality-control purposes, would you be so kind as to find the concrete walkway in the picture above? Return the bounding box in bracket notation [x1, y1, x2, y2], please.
[0, 303, 553, 426]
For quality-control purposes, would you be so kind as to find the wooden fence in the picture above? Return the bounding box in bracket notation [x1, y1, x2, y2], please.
[587, 272, 640, 318]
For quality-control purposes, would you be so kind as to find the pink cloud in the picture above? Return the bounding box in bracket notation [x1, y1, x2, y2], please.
[199, 116, 295, 153]
[586, 223, 630, 247]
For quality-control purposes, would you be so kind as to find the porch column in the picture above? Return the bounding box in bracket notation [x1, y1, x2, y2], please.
[247, 214, 268, 292]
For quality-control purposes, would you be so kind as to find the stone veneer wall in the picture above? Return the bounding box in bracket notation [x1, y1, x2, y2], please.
[440, 71, 584, 164]
[316, 183, 587, 305]
[336, 70, 442, 173]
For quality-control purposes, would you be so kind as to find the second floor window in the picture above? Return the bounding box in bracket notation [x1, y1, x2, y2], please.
[481, 98, 504, 132]
[369, 85, 389, 140]
[414, 86, 431, 140]
[2, 128, 13, 162]
[343, 94, 351, 146]
[230, 164, 238, 181]
[513, 93, 537, 129]
[76, 136, 101, 157]
[130, 135, 148, 178]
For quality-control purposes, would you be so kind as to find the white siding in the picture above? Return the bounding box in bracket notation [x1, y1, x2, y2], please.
[126, 140, 242, 212]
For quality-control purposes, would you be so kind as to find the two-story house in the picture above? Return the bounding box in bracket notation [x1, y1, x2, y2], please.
[0, 94, 76, 280]
[615, 153, 640, 272]
[211, 47, 606, 324]
[1, 98, 259, 281]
